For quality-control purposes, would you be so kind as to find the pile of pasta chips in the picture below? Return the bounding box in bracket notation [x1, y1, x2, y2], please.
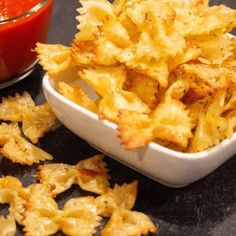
[37, 0, 236, 152]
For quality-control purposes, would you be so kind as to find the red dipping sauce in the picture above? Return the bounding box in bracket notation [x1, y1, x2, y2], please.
[0, 0, 53, 82]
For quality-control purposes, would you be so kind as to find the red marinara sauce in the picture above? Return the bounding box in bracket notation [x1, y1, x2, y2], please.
[0, 0, 53, 81]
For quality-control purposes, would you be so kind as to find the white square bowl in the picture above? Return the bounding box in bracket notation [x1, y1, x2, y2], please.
[43, 74, 236, 188]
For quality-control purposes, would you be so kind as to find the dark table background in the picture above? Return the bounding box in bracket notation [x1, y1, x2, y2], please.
[0, 0, 236, 235]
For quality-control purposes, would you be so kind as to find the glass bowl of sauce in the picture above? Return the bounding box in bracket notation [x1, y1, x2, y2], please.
[0, 0, 53, 88]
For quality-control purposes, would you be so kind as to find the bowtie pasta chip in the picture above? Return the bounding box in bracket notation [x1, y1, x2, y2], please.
[58, 197, 102, 236]
[38, 155, 110, 196]
[0, 215, 16, 236]
[118, 81, 193, 149]
[0, 123, 53, 165]
[22, 103, 56, 144]
[58, 81, 98, 113]
[189, 89, 236, 152]
[101, 209, 157, 236]
[0, 176, 23, 204]
[36, 43, 75, 77]
[79, 66, 150, 122]
[0, 92, 35, 122]
[191, 32, 233, 65]
[95, 181, 138, 217]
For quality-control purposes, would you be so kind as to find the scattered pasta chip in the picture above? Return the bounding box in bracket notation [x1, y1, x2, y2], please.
[22, 184, 60, 236]
[9, 191, 28, 225]
[0, 215, 16, 236]
[38, 163, 77, 196]
[23, 193, 101, 236]
[22, 103, 56, 144]
[96, 181, 138, 217]
[0, 92, 35, 122]
[101, 209, 157, 236]
[23, 213, 60, 236]
[0, 176, 27, 225]
[38, 155, 110, 196]
[76, 155, 110, 194]
[0, 176, 23, 204]
[59, 197, 102, 236]
[0, 123, 53, 165]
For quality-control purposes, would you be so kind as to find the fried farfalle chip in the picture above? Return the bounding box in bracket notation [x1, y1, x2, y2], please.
[9, 191, 28, 225]
[0, 176, 23, 204]
[22, 103, 56, 144]
[173, 2, 236, 37]
[96, 180, 138, 217]
[58, 81, 98, 113]
[0, 215, 16, 236]
[79, 66, 150, 122]
[223, 88, 236, 114]
[101, 209, 157, 236]
[22, 184, 60, 236]
[178, 63, 232, 89]
[0, 123, 53, 165]
[76, 155, 110, 194]
[23, 213, 60, 236]
[78, 65, 126, 96]
[189, 89, 236, 152]
[73, 0, 118, 66]
[125, 71, 158, 109]
[192, 33, 233, 65]
[118, 80, 193, 149]
[75, 0, 115, 42]
[117, 47, 170, 88]
[25, 184, 58, 214]
[98, 90, 150, 123]
[0, 176, 26, 225]
[38, 155, 110, 196]
[59, 197, 102, 236]
[0, 92, 35, 122]
[22, 185, 101, 236]
[36, 43, 75, 77]
[38, 163, 77, 196]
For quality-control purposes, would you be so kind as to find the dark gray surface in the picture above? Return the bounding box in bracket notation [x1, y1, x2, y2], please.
[0, 0, 236, 235]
